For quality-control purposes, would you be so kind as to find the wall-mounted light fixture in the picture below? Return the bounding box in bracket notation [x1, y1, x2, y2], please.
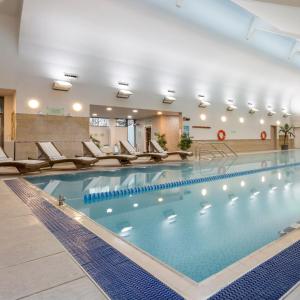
[52, 80, 72, 91]
[267, 105, 276, 116]
[28, 99, 40, 109]
[116, 82, 133, 99]
[226, 100, 237, 111]
[72, 102, 82, 112]
[282, 108, 292, 118]
[248, 102, 259, 114]
[198, 95, 211, 108]
[163, 90, 176, 104]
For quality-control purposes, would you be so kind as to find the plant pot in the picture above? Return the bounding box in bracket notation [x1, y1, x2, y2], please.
[281, 144, 289, 151]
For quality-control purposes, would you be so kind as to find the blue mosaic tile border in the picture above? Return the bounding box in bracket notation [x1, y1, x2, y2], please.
[5, 179, 183, 300]
[84, 161, 300, 202]
[209, 240, 300, 300]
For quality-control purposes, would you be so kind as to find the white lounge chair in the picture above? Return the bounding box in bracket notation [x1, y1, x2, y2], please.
[150, 139, 193, 160]
[0, 147, 49, 174]
[120, 140, 167, 162]
[82, 141, 137, 165]
[36, 142, 97, 169]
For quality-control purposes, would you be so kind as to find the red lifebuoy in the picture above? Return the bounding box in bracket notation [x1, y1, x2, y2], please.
[261, 131, 267, 140]
[217, 130, 226, 141]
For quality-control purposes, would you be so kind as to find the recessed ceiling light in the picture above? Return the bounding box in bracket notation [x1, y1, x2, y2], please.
[106, 107, 112, 111]
[157, 111, 163, 115]
[132, 109, 138, 113]
[276, 120, 281, 126]
[260, 119, 265, 125]
[127, 115, 132, 119]
[239, 117, 245, 123]
[92, 113, 97, 117]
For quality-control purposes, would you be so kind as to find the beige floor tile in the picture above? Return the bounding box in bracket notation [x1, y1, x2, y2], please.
[0, 252, 85, 300]
[21, 277, 108, 300]
[0, 196, 32, 219]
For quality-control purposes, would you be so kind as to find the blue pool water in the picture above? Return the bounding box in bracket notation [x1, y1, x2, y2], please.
[27, 150, 300, 282]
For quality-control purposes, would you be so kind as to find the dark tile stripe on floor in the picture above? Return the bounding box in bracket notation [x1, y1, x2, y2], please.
[5, 179, 183, 300]
[209, 240, 300, 300]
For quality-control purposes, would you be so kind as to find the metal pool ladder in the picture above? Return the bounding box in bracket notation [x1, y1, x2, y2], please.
[194, 142, 238, 160]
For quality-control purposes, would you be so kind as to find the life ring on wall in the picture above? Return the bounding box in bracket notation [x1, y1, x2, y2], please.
[260, 131, 267, 140]
[217, 130, 226, 141]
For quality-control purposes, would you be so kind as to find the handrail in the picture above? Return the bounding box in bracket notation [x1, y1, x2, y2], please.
[194, 142, 238, 160]
[209, 142, 238, 157]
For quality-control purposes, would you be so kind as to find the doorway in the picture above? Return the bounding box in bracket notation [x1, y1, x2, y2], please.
[145, 126, 152, 152]
[270, 125, 277, 150]
[0, 97, 4, 148]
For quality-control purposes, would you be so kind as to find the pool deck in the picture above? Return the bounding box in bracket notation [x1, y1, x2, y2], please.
[1, 156, 300, 299]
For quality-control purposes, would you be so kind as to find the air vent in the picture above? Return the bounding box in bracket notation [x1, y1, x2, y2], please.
[64, 73, 79, 79]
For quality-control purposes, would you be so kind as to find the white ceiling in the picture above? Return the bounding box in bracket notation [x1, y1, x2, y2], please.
[14, 0, 300, 113]
[233, 0, 300, 39]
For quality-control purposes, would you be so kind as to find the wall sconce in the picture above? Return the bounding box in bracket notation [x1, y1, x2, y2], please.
[248, 102, 259, 114]
[163, 90, 176, 104]
[267, 105, 276, 116]
[198, 95, 211, 108]
[116, 82, 133, 99]
[282, 108, 292, 118]
[72, 102, 82, 112]
[28, 99, 40, 109]
[226, 100, 237, 111]
[52, 80, 72, 91]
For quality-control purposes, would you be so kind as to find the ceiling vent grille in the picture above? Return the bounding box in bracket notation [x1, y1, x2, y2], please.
[64, 73, 79, 79]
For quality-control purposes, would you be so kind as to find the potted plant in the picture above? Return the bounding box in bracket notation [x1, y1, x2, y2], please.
[154, 132, 168, 150]
[279, 123, 295, 150]
[178, 133, 193, 151]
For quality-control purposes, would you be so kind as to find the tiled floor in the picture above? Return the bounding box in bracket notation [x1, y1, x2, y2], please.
[0, 180, 108, 300]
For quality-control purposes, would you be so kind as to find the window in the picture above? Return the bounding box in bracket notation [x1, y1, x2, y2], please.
[89, 118, 109, 127]
[116, 119, 127, 127]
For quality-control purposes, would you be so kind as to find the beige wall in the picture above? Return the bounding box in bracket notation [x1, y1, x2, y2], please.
[15, 114, 89, 159]
[191, 138, 294, 154]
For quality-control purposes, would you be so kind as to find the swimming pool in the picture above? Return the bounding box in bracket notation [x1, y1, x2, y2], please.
[27, 150, 300, 282]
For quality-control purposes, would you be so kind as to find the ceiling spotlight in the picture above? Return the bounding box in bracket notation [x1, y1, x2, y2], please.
[127, 115, 132, 119]
[198, 95, 211, 108]
[157, 111, 163, 115]
[226, 100, 237, 111]
[260, 119, 265, 125]
[239, 117, 245, 123]
[52, 80, 72, 91]
[132, 109, 138, 113]
[276, 120, 281, 126]
[106, 107, 112, 111]
[92, 113, 97, 117]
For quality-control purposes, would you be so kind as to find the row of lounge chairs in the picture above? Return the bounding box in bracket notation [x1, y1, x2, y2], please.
[0, 140, 193, 174]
